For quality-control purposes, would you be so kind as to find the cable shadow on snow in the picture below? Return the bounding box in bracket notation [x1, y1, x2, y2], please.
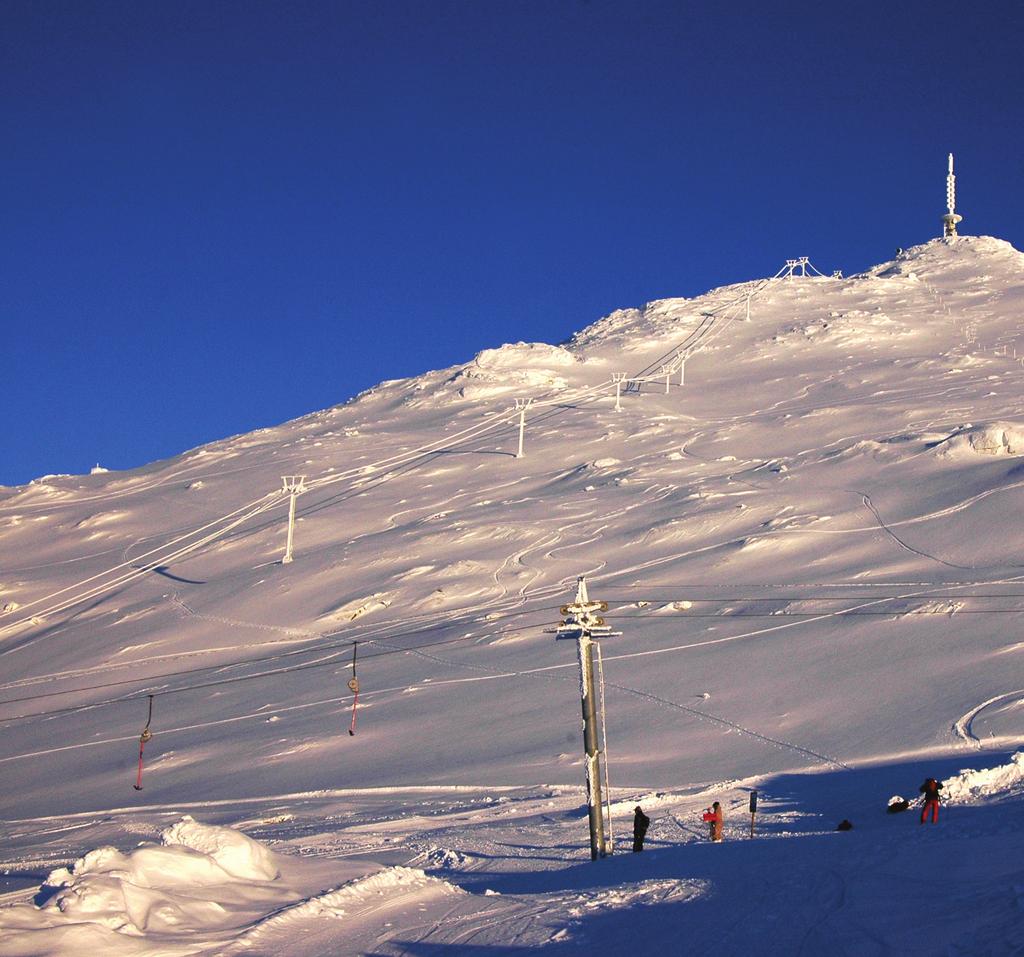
[149, 565, 206, 585]
[430, 448, 518, 459]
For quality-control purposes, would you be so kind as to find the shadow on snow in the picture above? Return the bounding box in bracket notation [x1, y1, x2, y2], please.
[382, 750, 1023, 955]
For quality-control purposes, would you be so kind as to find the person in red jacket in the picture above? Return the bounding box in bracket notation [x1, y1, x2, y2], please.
[919, 777, 943, 824]
[702, 801, 724, 842]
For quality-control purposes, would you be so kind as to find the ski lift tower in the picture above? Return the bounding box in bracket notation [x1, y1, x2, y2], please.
[783, 257, 809, 279]
[556, 576, 621, 860]
[942, 153, 963, 239]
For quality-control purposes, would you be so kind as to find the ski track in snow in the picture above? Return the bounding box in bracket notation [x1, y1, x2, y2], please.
[859, 490, 1024, 571]
[7, 525, 1024, 764]
[215, 867, 467, 957]
[952, 689, 1024, 749]
[0, 485, 682, 703]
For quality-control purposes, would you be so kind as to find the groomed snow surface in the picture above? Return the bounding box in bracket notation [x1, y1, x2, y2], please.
[3, 236, 1024, 954]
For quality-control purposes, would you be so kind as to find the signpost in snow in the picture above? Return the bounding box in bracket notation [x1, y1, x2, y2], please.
[555, 576, 620, 861]
[749, 789, 758, 838]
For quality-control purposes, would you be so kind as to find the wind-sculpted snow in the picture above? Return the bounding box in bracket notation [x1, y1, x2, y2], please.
[0, 819, 310, 955]
[160, 815, 279, 880]
[439, 341, 584, 402]
[3, 236, 1024, 954]
[942, 751, 1024, 803]
[936, 421, 1024, 457]
[0, 819, 473, 956]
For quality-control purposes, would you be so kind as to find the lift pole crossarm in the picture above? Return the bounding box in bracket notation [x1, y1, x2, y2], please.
[554, 576, 623, 860]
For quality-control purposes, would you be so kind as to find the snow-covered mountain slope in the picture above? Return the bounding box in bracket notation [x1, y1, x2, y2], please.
[3, 235, 1024, 954]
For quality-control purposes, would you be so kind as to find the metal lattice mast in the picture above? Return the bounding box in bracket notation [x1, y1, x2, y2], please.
[942, 153, 963, 238]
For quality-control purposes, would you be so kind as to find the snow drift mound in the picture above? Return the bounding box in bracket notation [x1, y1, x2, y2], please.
[443, 341, 581, 400]
[943, 751, 1024, 803]
[40, 815, 278, 907]
[0, 817, 283, 955]
[936, 422, 1024, 457]
[570, 295, 697, 350]
[160, 814, 280, 880]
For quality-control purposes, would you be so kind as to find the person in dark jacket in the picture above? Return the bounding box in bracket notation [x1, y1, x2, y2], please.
[702, 801, 724, 842]
[919, 777, 943, 824]
[632, 806, 650, 852]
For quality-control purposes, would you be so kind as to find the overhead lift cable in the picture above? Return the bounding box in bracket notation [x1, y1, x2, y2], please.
[10, 579, 1024, 721]
[1, 406, 544, 644]
[0, 492, 281, 635]
[0, 622, 552, 731]
[5, 375, 613, 632]
[1, 408, 538, 649]
[0, 605, 564, 722]
[7, 496, 283, 641]
[303, 376, 619, 497]
[301, 404, 529, 494]
[8, 593, 1024, 729]
[629, 272, 782, 387]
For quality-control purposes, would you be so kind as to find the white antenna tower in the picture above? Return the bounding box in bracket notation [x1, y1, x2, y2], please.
[942, 153, 963, 238]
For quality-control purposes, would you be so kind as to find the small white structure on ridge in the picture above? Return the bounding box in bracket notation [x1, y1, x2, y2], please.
[942, 153, 963, 238]
[783, 257, 809, 279]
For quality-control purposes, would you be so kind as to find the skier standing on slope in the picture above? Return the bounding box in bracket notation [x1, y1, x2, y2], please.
[919, 777, 943, 824]
[702, 801, 724, 842]
[633, 806, 650, 852]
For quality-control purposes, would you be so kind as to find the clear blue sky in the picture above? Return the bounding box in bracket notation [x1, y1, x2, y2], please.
[3, 0, 1022, 486]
